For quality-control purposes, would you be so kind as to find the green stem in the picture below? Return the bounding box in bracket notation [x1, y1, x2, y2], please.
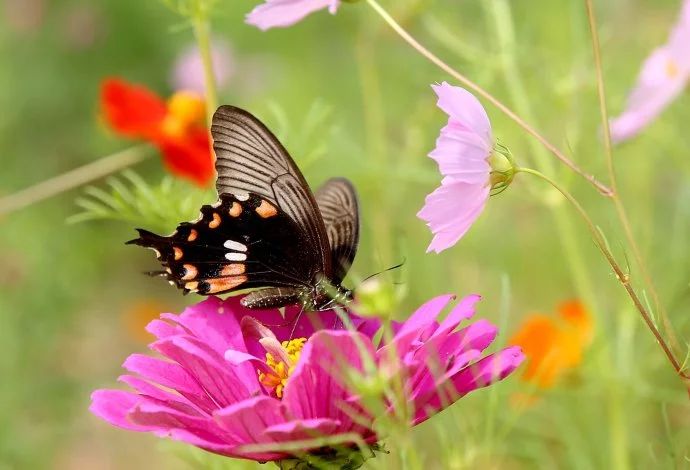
[0, 145, 150, 216]
[364, 0, 612, 196]
[485, 0, 596, 309]
[191, 2, 218, 124]
[517, 167, 690, 384]
[583, 0, 681, 358]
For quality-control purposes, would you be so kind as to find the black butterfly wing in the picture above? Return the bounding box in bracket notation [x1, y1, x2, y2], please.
[315, 178, 360, 284]
[129, 193, 314, 296]
[211, 105, 332, 279]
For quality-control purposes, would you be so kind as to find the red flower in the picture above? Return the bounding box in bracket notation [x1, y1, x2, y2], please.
[101, 78, 214, 187]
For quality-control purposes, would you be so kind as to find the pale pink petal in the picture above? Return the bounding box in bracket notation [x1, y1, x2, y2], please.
[610, 47, 689, 143]
[417, 181, 490, 253]
[246, 0, 340, 31]
[431, 82, 492, 145]
[430, 126, 491, 184]
[611, 0, 690, 143]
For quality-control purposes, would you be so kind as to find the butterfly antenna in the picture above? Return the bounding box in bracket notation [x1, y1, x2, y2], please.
[359, 258, 406, 285]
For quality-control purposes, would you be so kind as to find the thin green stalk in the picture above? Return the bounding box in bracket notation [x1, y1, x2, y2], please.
[485, 0, 596, 310]
[191, 1, 218, 124]
[364, 0, 613, 196]
[517, 167, 690, 385]
[583, 0, 681, 357]
[355, 32, 393, 265]
[0, 145, 150, 216]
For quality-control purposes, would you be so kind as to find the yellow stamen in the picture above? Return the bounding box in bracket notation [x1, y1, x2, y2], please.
[257, 337, 307, 398]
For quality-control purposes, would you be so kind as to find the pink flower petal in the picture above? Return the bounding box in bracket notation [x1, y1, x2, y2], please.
[246, 0, 340, 31]
[431, 82, 492, 145]
[214, 395, 285, 446]
[610, 0, 690, 143]
[436, 294, 481, 336]
[283, 330, 375, 432]
[90, 390, 148, 431]
[430, 126, 491, 184]
[152, 335, 258, 407]
[122, 354, 217, 413]
[263, 418, 341, 441]
[418, 181, 490, 253]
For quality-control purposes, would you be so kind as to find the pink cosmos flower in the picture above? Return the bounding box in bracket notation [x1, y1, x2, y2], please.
[90, 295, 523, 464]
[610, 0, 690, 143]
[417, 82, 495, 253]
[246, 0, 340, 31]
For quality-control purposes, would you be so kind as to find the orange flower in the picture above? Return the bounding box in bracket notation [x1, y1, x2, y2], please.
[510, 300, 593, 388]
[100, 78, 214, 186]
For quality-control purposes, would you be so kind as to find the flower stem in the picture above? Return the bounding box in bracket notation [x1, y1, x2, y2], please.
[0, 144, 150, 216]
[191, 1, 218, 125]
[364, 0, 612, 196]
[583, 0, 681, 358]
[517, 167, 690, 385]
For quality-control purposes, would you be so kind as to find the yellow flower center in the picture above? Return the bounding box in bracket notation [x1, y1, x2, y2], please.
[161, 91, 206, 139]
[666, 59, 679, 79]
[258, 337, 307, 398]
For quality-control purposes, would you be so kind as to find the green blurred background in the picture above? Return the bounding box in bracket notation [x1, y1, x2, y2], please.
[1, 0, 689, 468]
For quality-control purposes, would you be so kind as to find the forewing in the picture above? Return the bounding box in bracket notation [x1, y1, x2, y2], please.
[128, 193, 320, 296]
[315, 178, 360, 283]
[211, 105, 331, 276]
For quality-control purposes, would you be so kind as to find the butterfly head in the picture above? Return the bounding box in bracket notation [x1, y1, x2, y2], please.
[303, 275, 353, 311]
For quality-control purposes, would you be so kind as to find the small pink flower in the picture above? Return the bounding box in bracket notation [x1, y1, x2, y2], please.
[90, 295, 522, 463]
[610, 0, 690, 143]
[171, 40, 234, 95]
[246, 0, 340, 31]
[417, 82, 494, 253]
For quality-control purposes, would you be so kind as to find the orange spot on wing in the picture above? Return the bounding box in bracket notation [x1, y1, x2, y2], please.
[208, 212, 221, 229]
[187, 229, 198, 242]
[229, 202, 242, 217]
[256, 199, 277, 218]
[205, 275, 248, 294]
[181, 264, 198, 280]
[221, 263, 245, 276]
[173, 247, 183, 260]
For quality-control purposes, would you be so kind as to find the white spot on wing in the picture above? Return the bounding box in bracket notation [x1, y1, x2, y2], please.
[234, 193, 250, 201]
[224, 240, 248, 252]
[225, 252, 247, 261]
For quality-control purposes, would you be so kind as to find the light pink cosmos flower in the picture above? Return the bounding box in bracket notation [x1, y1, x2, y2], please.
[610, 0, 690, 143]
[171, 40, 234, 95]
[246, 0, 340, 31]
[417, 82, 494, 253]
[90, 295, 523, 463]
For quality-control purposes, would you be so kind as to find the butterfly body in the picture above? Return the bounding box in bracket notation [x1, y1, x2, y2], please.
[129, 105, 360, 311]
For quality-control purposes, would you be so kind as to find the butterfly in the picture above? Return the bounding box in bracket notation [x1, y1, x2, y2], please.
[128, 105, 359, 312]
